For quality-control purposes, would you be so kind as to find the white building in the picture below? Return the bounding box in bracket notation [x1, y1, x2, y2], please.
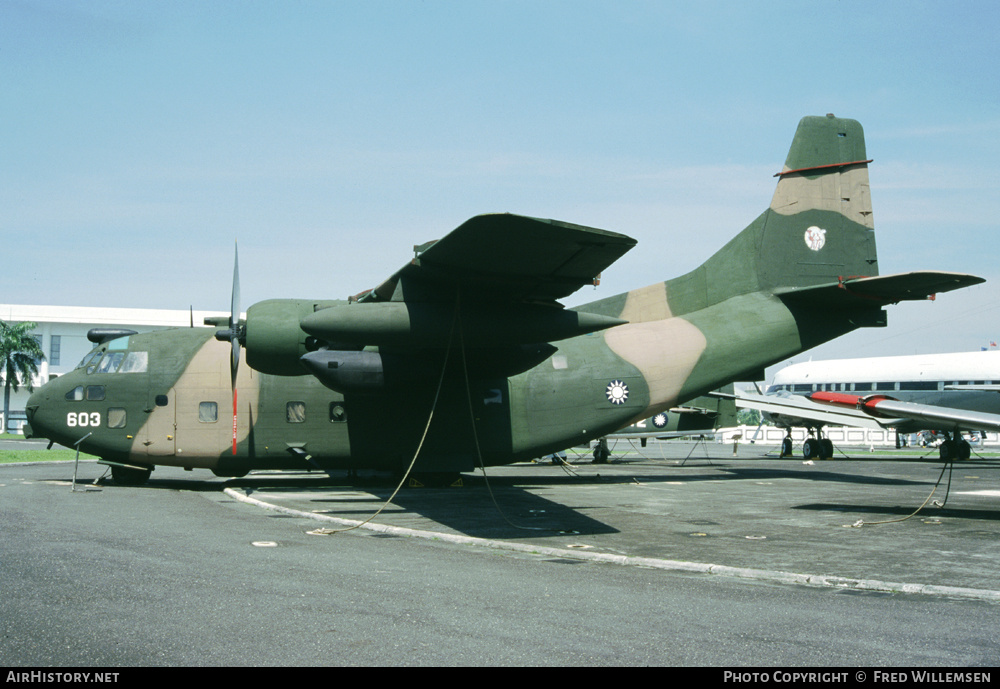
[1, 304, 227, 433]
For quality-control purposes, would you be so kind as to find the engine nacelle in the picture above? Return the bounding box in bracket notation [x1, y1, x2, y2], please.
[299, 350, 387, 393]
[244, 299, 344, 376]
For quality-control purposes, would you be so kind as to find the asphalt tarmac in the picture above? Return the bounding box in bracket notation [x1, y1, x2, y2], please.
[2, 441, 998, 667]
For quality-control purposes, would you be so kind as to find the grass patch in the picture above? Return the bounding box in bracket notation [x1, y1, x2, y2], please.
[0, 449, 98, 464]
[0, 434, 98, 463]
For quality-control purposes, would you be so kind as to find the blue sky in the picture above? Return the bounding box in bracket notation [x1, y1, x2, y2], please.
[3, 1, 999, 373]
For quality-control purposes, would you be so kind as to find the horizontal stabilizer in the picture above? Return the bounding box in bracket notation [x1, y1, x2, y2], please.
[776, 271, 984, 307]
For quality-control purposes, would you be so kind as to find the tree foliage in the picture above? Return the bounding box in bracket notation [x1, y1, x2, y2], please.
[1, 321, 45, 431]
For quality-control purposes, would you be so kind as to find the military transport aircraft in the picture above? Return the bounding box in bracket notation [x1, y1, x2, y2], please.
[23, 115, 983, 485]
[732, 350, 1000, 461]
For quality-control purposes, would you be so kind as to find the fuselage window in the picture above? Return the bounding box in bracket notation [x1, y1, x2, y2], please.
[330, 403, 347, 423]
[199, 402, 218, 423]
[155, 394, 169, 407]
[876, 382, 895, 391]
[287, 401, 306, 423]
[86, 386, 105, 401]
[65, 386, 84, 401]
[119, 351, 148, 373]
[899, 381, 937, 391]
[108, 408, 127, 429]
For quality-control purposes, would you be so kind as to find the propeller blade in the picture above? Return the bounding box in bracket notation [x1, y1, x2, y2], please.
[230, 242, 241, 454]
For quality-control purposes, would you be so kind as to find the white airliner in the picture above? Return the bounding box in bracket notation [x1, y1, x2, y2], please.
[733, 350, 1000, 460]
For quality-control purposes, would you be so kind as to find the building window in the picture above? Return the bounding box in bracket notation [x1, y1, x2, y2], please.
[50, 335, 61, 367]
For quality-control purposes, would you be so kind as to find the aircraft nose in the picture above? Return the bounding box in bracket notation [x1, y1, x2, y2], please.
[24, 387, 53, 441]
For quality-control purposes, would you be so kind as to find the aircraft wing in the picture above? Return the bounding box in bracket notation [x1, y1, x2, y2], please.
[808, 391, 1000, 433]
[723, 390, 895, 430]
[358, 213, 638, 304]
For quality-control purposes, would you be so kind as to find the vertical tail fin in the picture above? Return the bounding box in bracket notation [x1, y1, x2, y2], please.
[663, 114, 879, 316]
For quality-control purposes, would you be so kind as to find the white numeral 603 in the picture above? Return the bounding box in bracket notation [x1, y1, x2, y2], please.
[67, 412, 101, 428]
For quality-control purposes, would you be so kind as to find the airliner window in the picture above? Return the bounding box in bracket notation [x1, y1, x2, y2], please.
[86, 386, 105, 401]
[287, 401, 306, 423]
[108, 408, 127, 429]
[119, 351, 148, 374]
[876, 382, 895, 391]
[65, 386, 84, 401]
[96, 351, 125, 374]
[199, 402, 218, 423]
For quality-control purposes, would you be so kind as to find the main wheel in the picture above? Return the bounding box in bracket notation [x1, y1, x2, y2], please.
[803, 438, 821, 460]
[781, 437, 793, 457]
[820, 438, 834, 459]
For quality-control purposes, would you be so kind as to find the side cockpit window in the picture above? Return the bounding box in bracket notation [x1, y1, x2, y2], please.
[119, 351, 148, 373]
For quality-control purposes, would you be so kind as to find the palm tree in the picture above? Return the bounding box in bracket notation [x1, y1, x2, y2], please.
[1, 321, 45, 434]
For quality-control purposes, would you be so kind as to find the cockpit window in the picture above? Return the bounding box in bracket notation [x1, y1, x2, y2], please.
[119, 351, 148, 373]
[86, 385, 105, 401]
[96, 351, 125, 374]
[107, 336, 130, 351]
[65, 386, 84, 401]
[77, 350, 102, 372]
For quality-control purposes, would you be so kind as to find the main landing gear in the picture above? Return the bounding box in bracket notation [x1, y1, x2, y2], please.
[937, 432, 971, 461]
[780, 430, 833, 459]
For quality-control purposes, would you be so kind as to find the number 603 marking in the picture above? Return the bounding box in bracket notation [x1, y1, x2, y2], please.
[67, 412, 101, 428]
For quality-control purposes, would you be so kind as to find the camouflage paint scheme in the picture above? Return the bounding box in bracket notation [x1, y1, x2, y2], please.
[24, 116, 982, 483]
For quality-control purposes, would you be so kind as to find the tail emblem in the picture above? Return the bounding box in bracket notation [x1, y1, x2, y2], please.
[804, 226, 827, 251]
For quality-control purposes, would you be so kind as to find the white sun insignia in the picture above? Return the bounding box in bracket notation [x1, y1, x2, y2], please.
[804, 226, 827, 252]
[652, 413, 668, 428]
[605, 380, 629, 405]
